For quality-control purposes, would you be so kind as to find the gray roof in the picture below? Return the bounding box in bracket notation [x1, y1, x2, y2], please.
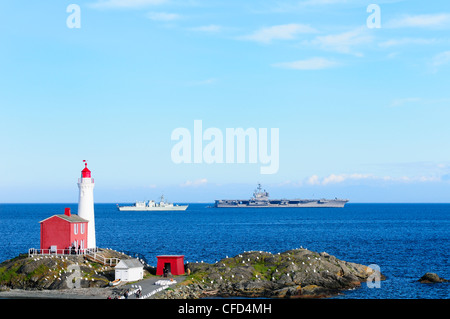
[39, 214, 89, 224]
[115, 258, 144, 269]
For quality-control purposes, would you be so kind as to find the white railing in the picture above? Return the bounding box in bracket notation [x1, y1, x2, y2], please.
[28, 248, 87, 257]
[27, 247, 119, 266]
[28, 247, 98, 257]
[85, 249, 119, 266]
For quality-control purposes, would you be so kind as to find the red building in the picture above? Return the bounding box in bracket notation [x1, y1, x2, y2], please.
[156, 255, 185, 276]
[39, 208, 89, 254]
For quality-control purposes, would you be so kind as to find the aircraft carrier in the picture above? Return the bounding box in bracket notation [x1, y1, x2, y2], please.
[214, 184, 348, 208]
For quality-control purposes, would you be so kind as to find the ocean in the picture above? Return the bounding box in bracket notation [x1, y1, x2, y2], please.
[0, 203, 448, 299]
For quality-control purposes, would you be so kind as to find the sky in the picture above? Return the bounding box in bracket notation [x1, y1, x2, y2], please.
[1, 0, 450, 203]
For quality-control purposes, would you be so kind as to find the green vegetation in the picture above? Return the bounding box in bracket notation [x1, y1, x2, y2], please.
[26, 264, 51, 280]
[187, 271, 208, 283]
[252, 262, 275, 280]
[0, 264, 22, 284]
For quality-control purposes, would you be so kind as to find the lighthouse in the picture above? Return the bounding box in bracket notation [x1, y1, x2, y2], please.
[77, 160, 96, 249]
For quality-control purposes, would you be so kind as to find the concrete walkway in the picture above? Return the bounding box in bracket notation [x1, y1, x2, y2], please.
[118, 275, 186, 299]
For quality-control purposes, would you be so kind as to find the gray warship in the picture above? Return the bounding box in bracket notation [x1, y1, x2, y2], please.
[215, 184, 348, 208]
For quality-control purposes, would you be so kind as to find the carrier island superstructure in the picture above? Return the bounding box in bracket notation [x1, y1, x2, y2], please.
[215, 184, 348, 208]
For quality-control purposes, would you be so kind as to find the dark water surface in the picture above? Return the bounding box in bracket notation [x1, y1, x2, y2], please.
[0, 203, 448, 299]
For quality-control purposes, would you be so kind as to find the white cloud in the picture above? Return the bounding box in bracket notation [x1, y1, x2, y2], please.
[390, 97, 450, 107]
[306, 173, 372, 185]
[387, 13, 450, 28]
[89, 0, 167, 9]
[180, 178, 208, 187]
[308, 27, 373, 56]
[146, 12, 180, 21]
[187, 78, 218, 86]
[240, 23, 318, 44]
[390, 97, 422, 107]
[306, 173, 441, 185]
[189, 25, 224, 33]
[430, 51, 450, 72]
[322, 173, 373, 185]
[300, 0, 349, 5]
[260, 0, 353, 13]
[272, 57, 339, 70]
[307, 175, 321, 185]
[379, 38, 438, 48]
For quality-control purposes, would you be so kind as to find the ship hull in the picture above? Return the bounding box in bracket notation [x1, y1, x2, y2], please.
[215, 200, 348, 208]
[118, 205, 188, 211]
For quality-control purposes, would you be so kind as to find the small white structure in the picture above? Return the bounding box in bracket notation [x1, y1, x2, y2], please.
[115, 259, 144, 282]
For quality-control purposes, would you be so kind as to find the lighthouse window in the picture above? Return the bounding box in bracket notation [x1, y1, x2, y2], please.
[74, 224, 78, 235]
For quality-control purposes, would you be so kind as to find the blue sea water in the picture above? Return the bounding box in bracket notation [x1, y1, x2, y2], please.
[0, 203, 448, 299]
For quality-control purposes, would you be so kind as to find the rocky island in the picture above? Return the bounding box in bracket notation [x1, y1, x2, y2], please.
[0, 249, 141, 297]
[0, 247, 384, 299]
[158, 248, 385, 299]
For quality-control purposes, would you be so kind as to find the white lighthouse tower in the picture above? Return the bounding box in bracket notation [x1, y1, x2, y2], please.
[77, 160, 96, 249]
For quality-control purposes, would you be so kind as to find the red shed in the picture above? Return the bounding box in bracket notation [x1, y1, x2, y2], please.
[156, 255, 185, 276]
[39, 208, 89, 254]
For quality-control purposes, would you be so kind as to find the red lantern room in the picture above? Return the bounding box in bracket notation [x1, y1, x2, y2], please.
[81, 160, 91, 178]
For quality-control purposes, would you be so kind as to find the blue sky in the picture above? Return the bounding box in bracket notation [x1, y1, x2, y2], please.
[1, 0, 450, 203]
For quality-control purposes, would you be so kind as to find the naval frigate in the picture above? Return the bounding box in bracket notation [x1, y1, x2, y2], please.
[117, 195, 188, 211]
[215, 184, 348, 208]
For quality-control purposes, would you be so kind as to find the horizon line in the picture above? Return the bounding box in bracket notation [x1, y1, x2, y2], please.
[1, 202, 450, 205]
